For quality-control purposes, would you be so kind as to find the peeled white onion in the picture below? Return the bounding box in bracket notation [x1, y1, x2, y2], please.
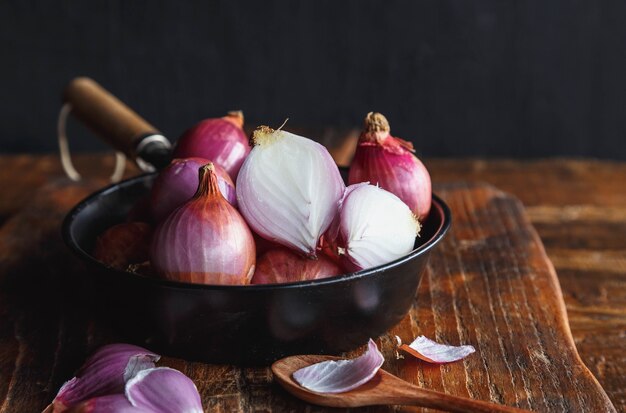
[336, 183, 420, 271]
[236, 126, 345, 257]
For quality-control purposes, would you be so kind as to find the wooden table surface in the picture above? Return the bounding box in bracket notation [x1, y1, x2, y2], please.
[0, 154, 625, 412]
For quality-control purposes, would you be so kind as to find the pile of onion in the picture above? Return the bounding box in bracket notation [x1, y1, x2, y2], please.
[92, 114, 432, 286]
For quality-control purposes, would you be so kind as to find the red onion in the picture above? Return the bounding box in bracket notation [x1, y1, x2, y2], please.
[173, 111, 250, 180]
[150, 157, 236, 222]
[92, 222, 153, 271]
[335, 183, 420, 272]
[348, 112, 432, 220]
[150, 163, 255, 285]
[237, 125, 345, 257]
[250, 248, 343, 284]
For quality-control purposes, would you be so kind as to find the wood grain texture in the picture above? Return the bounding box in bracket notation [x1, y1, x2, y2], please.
[0, 155, 623, 412]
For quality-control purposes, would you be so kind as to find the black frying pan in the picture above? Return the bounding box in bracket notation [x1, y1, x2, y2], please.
[61, 78, 451, 365]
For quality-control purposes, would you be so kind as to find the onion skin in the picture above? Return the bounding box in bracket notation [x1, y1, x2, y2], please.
[237, 125, 345, 257]
[292, 338, 384, 393]
[399, 335, 476, 364]
[92, 223, 153, 271]
[151, 163, 255, 285]
[173, 111, 250, 180]
[348, 112, 432, 221]
[251, 248, 343, 284]
[150, 157, 236, 222]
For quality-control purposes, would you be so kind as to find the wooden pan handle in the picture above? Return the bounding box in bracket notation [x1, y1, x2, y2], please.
[63, 77, 159, 159]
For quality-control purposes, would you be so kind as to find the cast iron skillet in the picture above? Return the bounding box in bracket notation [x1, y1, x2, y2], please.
[63, 174, 450, 365]
[60, 78, 451, 365]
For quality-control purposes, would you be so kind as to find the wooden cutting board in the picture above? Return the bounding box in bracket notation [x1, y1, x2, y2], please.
[0, 180, 615, 412]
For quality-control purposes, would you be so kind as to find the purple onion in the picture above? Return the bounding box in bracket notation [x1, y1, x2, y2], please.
[349, 112, 432, 220]
[151, 163, 256, 285]
[150, 157, 236, 222]
[173, 111, 250, 180]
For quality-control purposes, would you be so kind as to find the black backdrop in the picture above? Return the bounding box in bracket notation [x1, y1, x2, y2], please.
[2, 0, 626, 158]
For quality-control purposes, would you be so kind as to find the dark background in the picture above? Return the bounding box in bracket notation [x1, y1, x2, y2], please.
[2, 0, 626, 158]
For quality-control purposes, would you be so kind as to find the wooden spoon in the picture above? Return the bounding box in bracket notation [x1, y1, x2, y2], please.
[272, 354, 531, 413]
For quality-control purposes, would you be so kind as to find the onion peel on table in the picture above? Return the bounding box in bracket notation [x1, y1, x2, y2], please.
[398, 335, 476, 364]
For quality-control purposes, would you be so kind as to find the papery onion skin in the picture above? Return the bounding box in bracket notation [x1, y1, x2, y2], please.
[237, 125, 345, 257]
[349, 112, 432, 221]
[92, 223, 153, 271]
[151, 163, 255, 285]
[337, 183, 420, 272]
[399, 335, 476, 364]
[150, 157, 236, 222]
[251, 248, 343, 284]
[292, 338, 384, 394]
[173, 111, 250, 180]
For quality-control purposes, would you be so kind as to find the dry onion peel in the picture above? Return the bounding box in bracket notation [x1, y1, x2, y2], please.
[237, 125, 345, 257]
[399, 336, 476, 363]
[292, 339, 384, 394]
